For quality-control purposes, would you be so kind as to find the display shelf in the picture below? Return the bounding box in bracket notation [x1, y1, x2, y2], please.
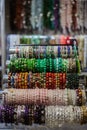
[0, 123, 87, 130]
[12, 44, 76, 46]
[79, 72, 87, 90]
[1, 32, 86, 128]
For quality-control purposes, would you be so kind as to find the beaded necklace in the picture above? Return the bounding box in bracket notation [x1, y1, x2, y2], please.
[25, 0, 32, 32]
[43, 0, 54, 30]
[71, 0, 77, 32]
[54, 0, 61, 31]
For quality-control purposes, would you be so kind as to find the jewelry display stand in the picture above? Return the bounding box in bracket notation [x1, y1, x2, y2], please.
[1, 34, 87, 130]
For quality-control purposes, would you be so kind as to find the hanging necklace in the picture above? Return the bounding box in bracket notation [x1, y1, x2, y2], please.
[43, 0, 54, 30]
[54, 0, 61, 31]
[24, 0, 32, 32]
[71, 0, 77, 32]
[31, 0, 43, 32]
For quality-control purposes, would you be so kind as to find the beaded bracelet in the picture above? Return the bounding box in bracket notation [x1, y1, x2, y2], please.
[3, 89, 86, 106]
[8, 72, 82, 89]
[8, 58, 78, 73]
[8, 72, 62, 89]
[45, 106, 87, 128]
[81, 106, 87, 124]
[66, 73, 79, 89]
[0, 105, 45, 125]
[14, 44, 78, 59]
[0, 105, 87, 126]
[76, 88, 82, 106]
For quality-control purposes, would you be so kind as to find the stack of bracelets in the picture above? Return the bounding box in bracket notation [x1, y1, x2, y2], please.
[8, 58, 80, 73]
[2, 88, 86, 106]
[13, 45, 78, 59]
[19, 36, 78, 45]
[0, 105, 45, 125]
[3, 36, 87, 127]
[45, 106, 87, 127]
[66, 73, 79, 89]
[0, 105, 87, 126]
[7, 72, 79, 89]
